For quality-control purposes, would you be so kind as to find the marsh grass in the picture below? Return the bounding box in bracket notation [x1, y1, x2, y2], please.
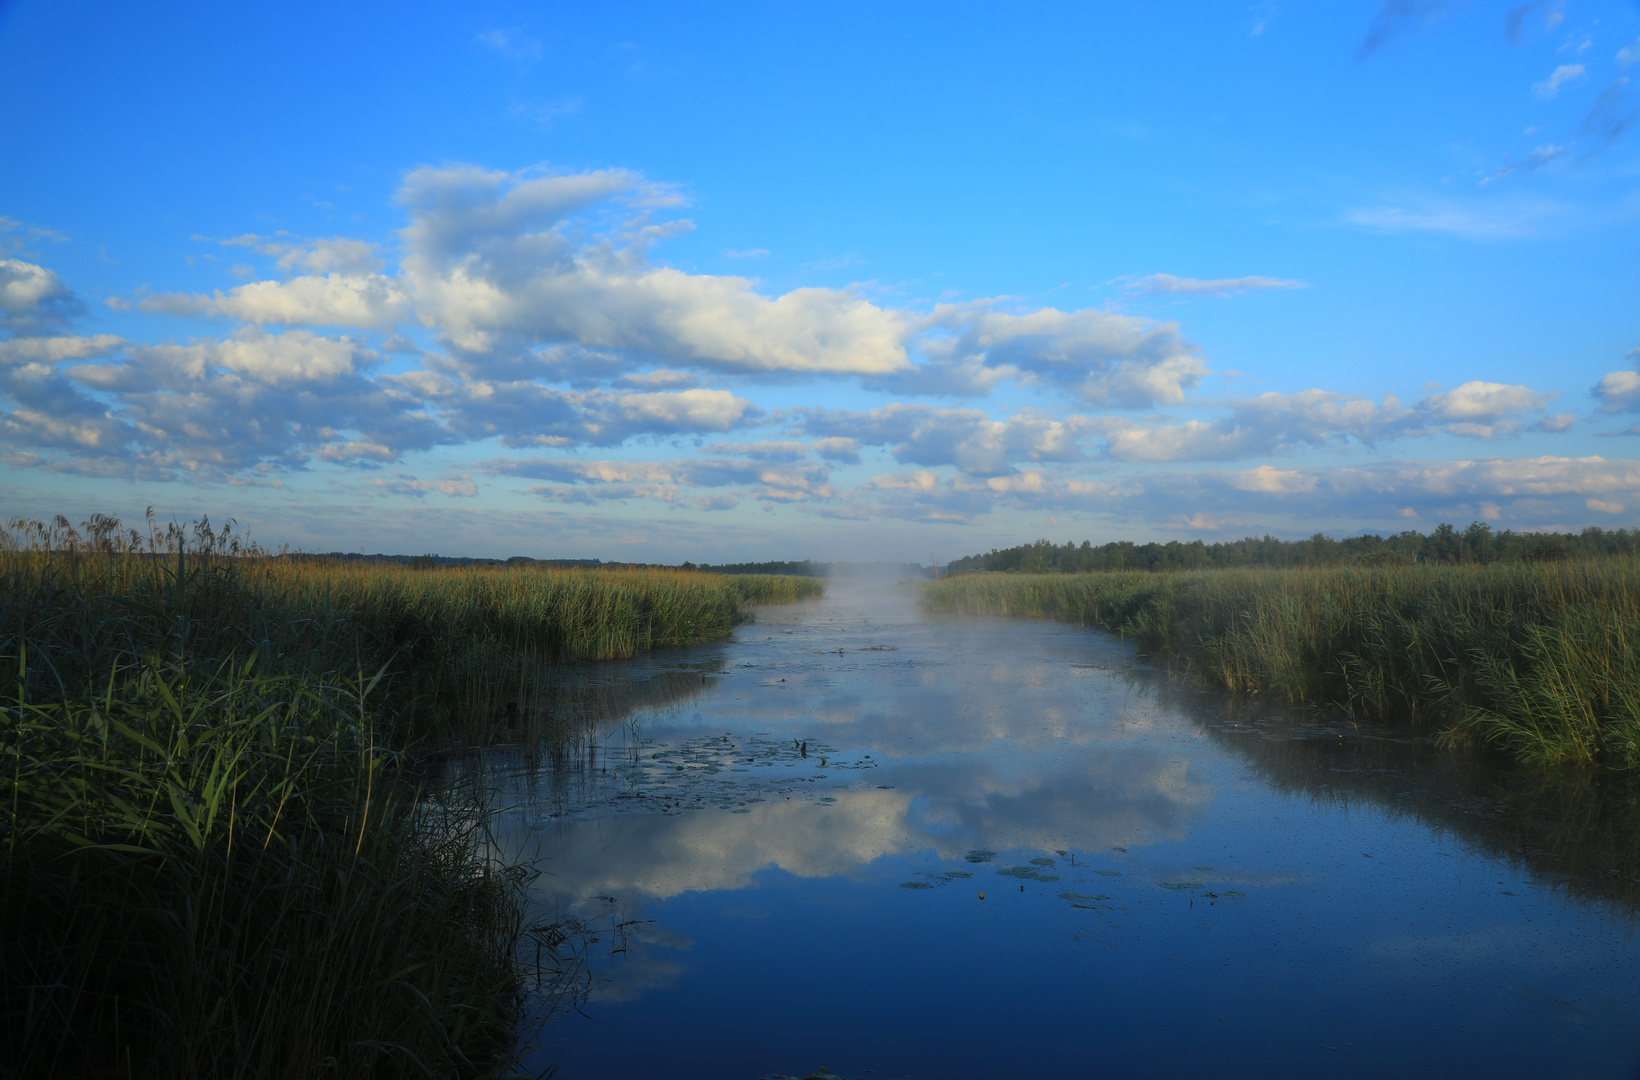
[923, 560, 1640, 767]
[1, 513, 821, 745]
[2, 657, 543, 1078]
[0, 514, 822, 1077]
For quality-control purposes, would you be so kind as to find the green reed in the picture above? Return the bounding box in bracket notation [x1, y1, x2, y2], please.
[922, 560, 1640, 768]
[1, 656, 542, 1078]
[0, 514, 822, 1077]
[0, 514, 821, 743]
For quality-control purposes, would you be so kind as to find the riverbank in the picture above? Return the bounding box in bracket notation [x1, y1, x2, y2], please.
[921, 560, 1640, 768]
[0, 515, 821, 1077]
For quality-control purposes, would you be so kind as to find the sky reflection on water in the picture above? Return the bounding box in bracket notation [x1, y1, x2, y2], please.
[488, 581, 1640, 1080]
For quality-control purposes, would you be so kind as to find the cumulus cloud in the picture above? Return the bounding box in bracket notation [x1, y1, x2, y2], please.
[1128, 274, 1307, 297]
[220, 233, 385, 276]
[0, 334, 124, 364]
[492, 453, 834, 505]
[1593, 355, 1640, 412]
[0, 328, 446, 478]
[127, 273, 410, 329]
[914, 304, 1206, 407]
[1, 259, 84, 332]
[1101, 381, 1559, 462]
[121, 166, 1213, 408]
[398, 376, 761, 448]
[395, 165, 913, 375]
[797, 404, 1091, 475]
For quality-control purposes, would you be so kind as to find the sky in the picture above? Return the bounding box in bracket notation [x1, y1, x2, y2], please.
[2, 0, 1639, 562]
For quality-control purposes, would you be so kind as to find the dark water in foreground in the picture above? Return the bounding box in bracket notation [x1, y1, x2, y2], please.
[486, 582, 1640, 1079]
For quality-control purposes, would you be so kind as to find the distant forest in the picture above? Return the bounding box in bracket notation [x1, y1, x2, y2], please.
[682, 560, 826, 576]
[682, 560, 932, 578]
[943, 523, 1640, 575]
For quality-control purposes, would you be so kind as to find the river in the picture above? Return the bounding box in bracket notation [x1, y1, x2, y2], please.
[481, 579, 1640, 1079]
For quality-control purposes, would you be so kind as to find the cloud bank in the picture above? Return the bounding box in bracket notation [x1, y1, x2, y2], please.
[0, 163, 1625, 541]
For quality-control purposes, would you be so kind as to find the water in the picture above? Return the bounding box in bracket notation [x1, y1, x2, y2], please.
[485, 581, 1640, 1079]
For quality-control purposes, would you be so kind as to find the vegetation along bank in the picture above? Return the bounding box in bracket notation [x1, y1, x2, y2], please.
[0, 513, 820, 1078]
[924, 552, 1640, 770]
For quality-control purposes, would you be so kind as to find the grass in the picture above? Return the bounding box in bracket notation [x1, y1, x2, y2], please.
[922, 560, 1640, 768]
[3, 658, 536, 1078]
[1, 514, 822, 745]
[0, 513, 822, 1077]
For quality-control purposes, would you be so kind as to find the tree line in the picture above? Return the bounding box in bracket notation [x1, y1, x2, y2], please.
[943, 523, 1640, 575]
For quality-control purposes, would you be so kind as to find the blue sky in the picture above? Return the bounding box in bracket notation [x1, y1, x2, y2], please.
[3, 0, 1639, 561]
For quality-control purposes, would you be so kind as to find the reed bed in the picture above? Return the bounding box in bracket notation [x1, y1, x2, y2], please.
[0, 516, 821, 742]
[923, 560, 1640, 768]
[0, 515, 821, 1077]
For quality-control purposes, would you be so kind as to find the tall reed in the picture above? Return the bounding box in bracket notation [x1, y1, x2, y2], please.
[922, 560, 1640, 768]
[1, 657, 539, 1078]
[0, 514, 822, 1076]
[0, 514, 822, 743]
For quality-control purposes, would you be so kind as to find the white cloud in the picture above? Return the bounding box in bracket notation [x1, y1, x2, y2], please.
[1098, 381, 1559, 463]
[916, 303, 1206, 407]
[122, 166, 1211, 402]
[221, 233, 385, 276]
[494, 454, 835, 505]
[401, 376, 761, 448]
[1619, 38, 1640, 66]
[1593, 355, 1640, 412]
[810, 437, 860, 463]
[1, 259, 82, 331]
[2, 328, 444, 478]
[1230, 465, 1319, 494]
[797, 404, 1090, 475]
[830, 454, 1640, 531]
[1534, 64, 1585, 99]
[1128, 273, 1307, 297]
[0, 334, 124, 364]
[368, 472, 479, 498]
[127, 273, 409, 329]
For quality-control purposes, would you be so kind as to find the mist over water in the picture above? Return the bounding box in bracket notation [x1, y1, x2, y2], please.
[482, 581, 1640, 1079]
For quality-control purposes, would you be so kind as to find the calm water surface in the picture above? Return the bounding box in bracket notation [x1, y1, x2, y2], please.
[484, 582, 1640, 1079]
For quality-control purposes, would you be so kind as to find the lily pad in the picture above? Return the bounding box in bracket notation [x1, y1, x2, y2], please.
[1058, 892, 1093, 902]
[1159, 881, 1205, 890]
[1095, 869, 1121, 877]
[997, 866, 1039, 878]
[899, 881, 935, 890]
[965, 849, 995, 863]
[732, 808, 751, 814]
[1030, 857, 1056, 867]
[1223, 890, 1246, 898]
[1034, 874, 1060, 882]
[944, 870, 974, 879]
